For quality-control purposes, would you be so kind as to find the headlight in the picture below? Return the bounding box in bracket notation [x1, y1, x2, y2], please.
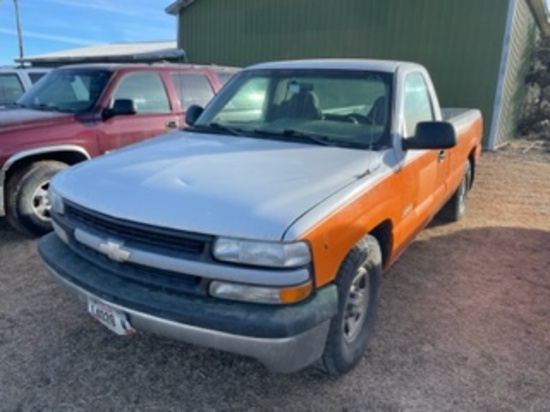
[48, 188, 65, 215]
[209, 280, 312, 304]
[213, 238, 311, 268]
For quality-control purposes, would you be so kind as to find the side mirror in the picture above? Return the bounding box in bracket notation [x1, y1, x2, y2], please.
[185, 105, 204, 126]
[104, 99, 137, 119]
[402, 121, 457, 151]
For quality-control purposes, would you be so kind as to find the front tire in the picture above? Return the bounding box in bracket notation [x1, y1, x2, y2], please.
[318, 234, 382, 376]
[6, 161, 67, 236]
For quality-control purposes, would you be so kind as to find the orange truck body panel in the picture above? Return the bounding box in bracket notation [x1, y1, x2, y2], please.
[302, 115, 483, 288]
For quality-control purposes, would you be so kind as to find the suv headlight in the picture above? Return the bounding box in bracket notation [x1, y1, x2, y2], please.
[49, 188, 65, 215]
[213, 237, 311, 268]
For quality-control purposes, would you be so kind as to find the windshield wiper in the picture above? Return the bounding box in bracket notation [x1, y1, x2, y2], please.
[253, 128, 333, 146]
[283, 129, 334, 146]
[3, 102, 23, 109]
[210, 122, 246, 136]
[28, 103, 62, 112]
[189, 122, 245, 136]
[9, 102, 37, 109]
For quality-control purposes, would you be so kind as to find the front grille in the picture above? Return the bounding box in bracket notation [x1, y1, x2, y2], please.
[74, 241, 205, 295]
[65, 203, 211, 256]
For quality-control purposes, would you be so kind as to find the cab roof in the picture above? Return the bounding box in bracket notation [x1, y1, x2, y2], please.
[247, 58, 423, 73]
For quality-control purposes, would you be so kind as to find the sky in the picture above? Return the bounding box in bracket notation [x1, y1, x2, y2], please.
[0, 0, 177, 65]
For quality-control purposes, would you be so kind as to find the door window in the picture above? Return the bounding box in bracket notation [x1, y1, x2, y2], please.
[112, 72, 170, 113]
[403, 73, 434, 137]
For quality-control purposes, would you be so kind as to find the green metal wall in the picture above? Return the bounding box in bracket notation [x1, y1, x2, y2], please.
[178, 0, 512, 146]
[492, 0, 537, 148]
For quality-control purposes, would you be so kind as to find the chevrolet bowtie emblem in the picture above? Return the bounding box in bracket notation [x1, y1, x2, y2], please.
[98, 239, 131, 263]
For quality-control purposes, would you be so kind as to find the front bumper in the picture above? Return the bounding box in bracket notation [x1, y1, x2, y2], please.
[38, 233, 338, 372]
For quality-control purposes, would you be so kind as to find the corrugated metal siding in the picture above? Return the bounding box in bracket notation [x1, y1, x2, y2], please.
[178, 0, 511, 146]
[492, 0, 537, 148]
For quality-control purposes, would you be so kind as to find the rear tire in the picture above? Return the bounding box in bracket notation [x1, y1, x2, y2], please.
[439, 160, 472, 222]
[6, 161, 67, 237]
[317, 234, 382, 376]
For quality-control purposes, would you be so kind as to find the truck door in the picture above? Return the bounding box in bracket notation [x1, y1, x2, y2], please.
[97, 71, 180, 153]
[399, 72, 448, 225]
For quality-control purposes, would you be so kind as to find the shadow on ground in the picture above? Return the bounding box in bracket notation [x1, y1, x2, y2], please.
[0, 216, 35, 243]
[0, 226, 549, 411]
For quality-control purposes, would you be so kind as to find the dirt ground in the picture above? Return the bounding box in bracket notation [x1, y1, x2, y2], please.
[0, 145, 549, 412]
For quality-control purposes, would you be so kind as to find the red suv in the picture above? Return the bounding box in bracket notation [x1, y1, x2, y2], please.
[0, 63, 237, 236]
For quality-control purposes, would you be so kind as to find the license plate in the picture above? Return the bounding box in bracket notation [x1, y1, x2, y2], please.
[87, 298, 135, 336]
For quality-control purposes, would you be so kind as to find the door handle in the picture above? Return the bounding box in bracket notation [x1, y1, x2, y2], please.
[437, 150, 446, 162]
[165, 120, 178, 129]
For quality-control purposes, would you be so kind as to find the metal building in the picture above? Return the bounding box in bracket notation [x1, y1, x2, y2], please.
[17, 41, 185, 67]
[166, 0, 550, 149]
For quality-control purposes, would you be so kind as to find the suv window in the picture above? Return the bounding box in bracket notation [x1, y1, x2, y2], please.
[28, 72, 48, 84]
[0, 73, 24, 105]
[172, 73, 214, 110]
[112, 72, 170, 113]
[403, 73, 434, 137]
[17, 69, 112, 112]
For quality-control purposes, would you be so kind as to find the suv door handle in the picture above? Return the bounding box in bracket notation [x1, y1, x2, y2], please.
[437, 150, 446, 162]
[165, 120, 178, 129]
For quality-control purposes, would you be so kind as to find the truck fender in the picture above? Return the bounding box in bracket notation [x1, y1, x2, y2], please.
[0, 145, 91, 212]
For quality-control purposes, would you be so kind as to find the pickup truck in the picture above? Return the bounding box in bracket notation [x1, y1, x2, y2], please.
[0, 63, 236, 235]
[38, 59, 482, 375]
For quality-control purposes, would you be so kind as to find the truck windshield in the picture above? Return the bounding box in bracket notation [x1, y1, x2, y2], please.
[17, 69, 113, 113]
[195, 69, 393, 149]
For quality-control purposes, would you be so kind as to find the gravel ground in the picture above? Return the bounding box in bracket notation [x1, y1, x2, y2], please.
[1, 149, 549, 412]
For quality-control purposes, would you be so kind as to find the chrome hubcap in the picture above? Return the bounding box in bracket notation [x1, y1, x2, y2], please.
[343, 266, 370, 342]
[32, 181, 51, 221]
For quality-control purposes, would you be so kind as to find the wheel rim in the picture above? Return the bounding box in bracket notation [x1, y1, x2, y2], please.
[343, 266, 370, 343]
[31, 180, 51, 221]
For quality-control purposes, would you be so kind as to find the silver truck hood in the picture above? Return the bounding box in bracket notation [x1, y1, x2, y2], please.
[54, 132, 382, 240]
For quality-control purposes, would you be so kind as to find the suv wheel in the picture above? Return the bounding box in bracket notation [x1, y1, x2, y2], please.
[6, 161, 67, 236]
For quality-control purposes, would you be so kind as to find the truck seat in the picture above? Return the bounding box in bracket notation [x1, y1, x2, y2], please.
[367, 96, 387, 126]
[274, 91, 322, 121]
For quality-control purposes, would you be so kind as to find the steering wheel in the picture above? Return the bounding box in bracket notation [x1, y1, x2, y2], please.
[343, 113, 372, 124]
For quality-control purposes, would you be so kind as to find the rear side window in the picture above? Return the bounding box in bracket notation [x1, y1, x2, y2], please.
[112, 72, 170, 113]
[0, 73, 24, 105]
[403, 73, 434, 137]
[172, 73, 214, 110]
